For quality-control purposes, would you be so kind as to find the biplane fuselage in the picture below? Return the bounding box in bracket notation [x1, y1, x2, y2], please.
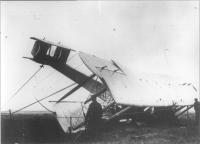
[26, 37, 198, 132]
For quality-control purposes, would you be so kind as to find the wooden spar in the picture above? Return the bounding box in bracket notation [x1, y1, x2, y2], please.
[73, 106, 132, 130]
[84, 88, 107, 104]
[49, 100, 83, 103]
[51, 64, 103, 94]
[174, 106, 185, 113]
[57, 74, 96, 103]
[108, 106, 132, 121]
[176, 105, 193, 117]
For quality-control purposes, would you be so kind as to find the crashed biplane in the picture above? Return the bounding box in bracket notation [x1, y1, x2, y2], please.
[23, 37, 198, 133]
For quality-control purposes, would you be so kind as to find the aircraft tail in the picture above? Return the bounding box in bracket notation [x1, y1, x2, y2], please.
[29, 37, 104, 94]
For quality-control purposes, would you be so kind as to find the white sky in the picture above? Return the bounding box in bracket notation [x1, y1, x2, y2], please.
[1, 1, 199, 112]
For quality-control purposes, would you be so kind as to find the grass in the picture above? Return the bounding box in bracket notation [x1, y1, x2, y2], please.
[1, 112, 200, 144]
[72, 114, 200, 144]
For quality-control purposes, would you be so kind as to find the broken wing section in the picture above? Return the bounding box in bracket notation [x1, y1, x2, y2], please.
[79, 52, 198, 107]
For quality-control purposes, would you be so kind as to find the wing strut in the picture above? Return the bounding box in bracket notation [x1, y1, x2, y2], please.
[84, 88, 107, 104]
[56, 74, 96, 103]
[176, 105, 193, 117]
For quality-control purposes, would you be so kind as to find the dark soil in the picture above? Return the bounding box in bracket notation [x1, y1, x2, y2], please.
[1, 112, 200, 144]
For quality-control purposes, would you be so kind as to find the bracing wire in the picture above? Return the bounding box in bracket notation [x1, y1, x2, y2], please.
[8, 52, 86, 114]
[5, 65, 44, 106]
[12, 82, 76, 114]
[34, 96, 55, 114]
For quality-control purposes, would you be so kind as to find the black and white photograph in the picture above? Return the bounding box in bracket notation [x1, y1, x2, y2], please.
[1, 1, 199, 144]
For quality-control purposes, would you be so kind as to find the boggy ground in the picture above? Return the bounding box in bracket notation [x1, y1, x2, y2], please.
[1, 112, 200, 144]
[71, 115, 200, 144]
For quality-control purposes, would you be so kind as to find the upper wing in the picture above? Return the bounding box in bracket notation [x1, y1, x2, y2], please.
[79, 52, 198, 107]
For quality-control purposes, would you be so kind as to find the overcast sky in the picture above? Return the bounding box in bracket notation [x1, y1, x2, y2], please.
[1, 1, 199, 111]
